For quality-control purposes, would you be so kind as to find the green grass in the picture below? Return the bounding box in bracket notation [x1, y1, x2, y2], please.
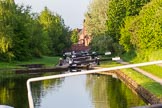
[105, 49, 162, 98]
[0, 56, 60, 69]
[100, 61, 162, 98]
[100, 61, 122, 68]
[121, 68, 162, 98]
[140, 65, 162, 78]
[121, 49, 162, 79]
[16, 56, 60, 67]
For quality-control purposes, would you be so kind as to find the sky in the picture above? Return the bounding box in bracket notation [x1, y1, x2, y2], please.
[14, 0, 91, 29]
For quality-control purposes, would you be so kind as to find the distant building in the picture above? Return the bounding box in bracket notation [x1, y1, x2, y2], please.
[69, 22, 91, 52]
[71, 44, 90, 52]
[78, 25, 91, 46]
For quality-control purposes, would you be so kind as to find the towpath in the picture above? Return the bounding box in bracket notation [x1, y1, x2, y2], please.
[117, 60, 162, 85]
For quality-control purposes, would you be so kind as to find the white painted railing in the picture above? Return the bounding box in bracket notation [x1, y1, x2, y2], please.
[27, 60, 162, 108]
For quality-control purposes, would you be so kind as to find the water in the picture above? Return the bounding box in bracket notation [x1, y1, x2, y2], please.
[0, 72, 146, 108]
[0, 73, 29, 108]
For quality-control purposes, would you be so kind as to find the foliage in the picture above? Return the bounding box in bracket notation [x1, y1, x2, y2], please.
[84, 0, 109, 36]
[70, 29, 78, 44]
[38, 7, 71, 55]
[0, 1, 71, 62]
[120, 0, 162, 51]
[120, 0, 162, 61]
[0, 0, 15, 60]
[90, 35, 113, 53]
[85, 0, 150, 54]
[84, 0, 109, 54]
[148, 49, 162, 61]
[107, 0, 150, 41]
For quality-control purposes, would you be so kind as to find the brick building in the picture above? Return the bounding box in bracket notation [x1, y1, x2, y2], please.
[77, 26, 91, 46]
[69, 25, 91, 52]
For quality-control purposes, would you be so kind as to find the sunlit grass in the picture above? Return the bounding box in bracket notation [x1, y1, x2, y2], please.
[100, 61, 122, 68]
[100, 62, 162, 98]
[140, 65, 162, 78]
[121, 68, 162, 98]
[0, 56, 60, 69]
[16, 56, 60, 67]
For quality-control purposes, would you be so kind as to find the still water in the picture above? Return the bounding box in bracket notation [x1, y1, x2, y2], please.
[0, 72, 146, 108]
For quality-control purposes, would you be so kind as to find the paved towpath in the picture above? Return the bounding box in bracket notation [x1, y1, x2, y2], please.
[117, 60, 162, 85]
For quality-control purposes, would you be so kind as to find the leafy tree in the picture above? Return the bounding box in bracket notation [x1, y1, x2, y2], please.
[0, 1, 71, 62]
[0, 0, 16, 61]
[11, 5, 34, 60]
[28, 17, 47, 57]
[39, 7, 71, 55]
[106, 0, 151, 41]
[90, 35, 114, 53]
[84, 0, 109, 36]
[85, 0, 150, 52]
[120, 0, 162, 52]
[119, 17, 134, 52]
[70, 29, 78, 44]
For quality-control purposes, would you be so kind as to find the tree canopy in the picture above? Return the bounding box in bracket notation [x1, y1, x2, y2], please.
[120, 0, 162, 51]
[84, 0, 109, 36]
[0, 0, 71, 61]
[85, 0, 151, 55]
[70, 29, 78, 44]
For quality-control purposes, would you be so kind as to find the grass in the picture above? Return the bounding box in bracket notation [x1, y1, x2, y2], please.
[0, 56, 60, 69]
[140, 65, 162, 79]
[100, 61, 162, 98]
[121, 49, 162, 81]
[16, 56, 60, 67]
[121, 68, 162, 98]
[100, 50, 162, 98]
[100, 61, 122, 68]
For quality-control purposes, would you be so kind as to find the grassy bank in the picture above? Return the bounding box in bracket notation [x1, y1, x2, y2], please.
[100, 61, 162, 98]
[121, 68, 162, 98]
[0, 56, 60, 69]
[121, 49, 162, 79]
[121, 50, 162, 97]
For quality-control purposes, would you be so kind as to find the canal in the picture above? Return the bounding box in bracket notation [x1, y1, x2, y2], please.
[0, 71, 146, 108]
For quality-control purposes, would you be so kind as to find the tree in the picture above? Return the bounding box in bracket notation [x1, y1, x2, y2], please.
[84, 0, 109, 36]
[91, 35, 113, 53]
[0, 0, 16, 61]
[0, 2, 71, 61]
[70, 29, 78, 44]
[85, 0, 150, 54]
[28, 17, 47, 57]
[120, 0, 162, 51]
[106, 0, 151, 41]
[39, 7, 71, 55]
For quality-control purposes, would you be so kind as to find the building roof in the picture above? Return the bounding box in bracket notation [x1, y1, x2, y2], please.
[70, 44, 90, 52]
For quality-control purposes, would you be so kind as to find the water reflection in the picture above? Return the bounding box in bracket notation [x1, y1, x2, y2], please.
[0, 71, 146, 108]
[86, 74, 146, 108]
[33, 75, 92, 108]
[0, 71, 63, 108]
[32, 74, 146, 108]
[32, 78, 64, 108]
[0, 72, 29, 108]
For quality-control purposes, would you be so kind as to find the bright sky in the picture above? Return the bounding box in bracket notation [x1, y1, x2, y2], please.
[14, 0, 91, 29]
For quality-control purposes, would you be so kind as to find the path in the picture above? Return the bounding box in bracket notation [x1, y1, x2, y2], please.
[117, 60, 162, 85]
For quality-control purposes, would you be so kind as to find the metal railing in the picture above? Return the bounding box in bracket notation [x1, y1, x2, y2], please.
[27, 60, 162, 108]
